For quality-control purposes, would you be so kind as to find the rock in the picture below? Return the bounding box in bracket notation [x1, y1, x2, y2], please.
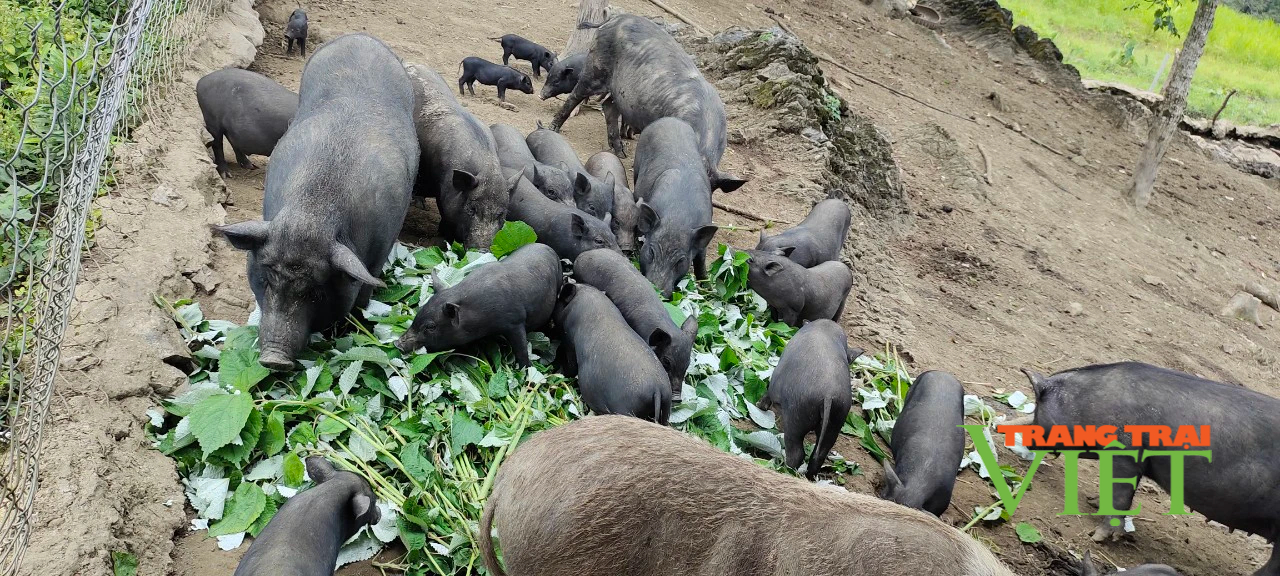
[1221, 292, 1263, 326]
[801, 126, 829, 145]
[1070, 155, 1088, 167]
[1142, 274, 1165, 287]
[499, 101, 518, 112]
[1064, 302, 1083, 316]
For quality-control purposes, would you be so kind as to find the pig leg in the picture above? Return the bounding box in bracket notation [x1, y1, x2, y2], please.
[467, 81, 477, 96]
[355, 284, 373, 310]
[832, 298, 847, 321]
[286, 37, 294, 55]
[504, 325, 530, 368]
[457, 73, 468, 96]
[299, 37, 306, 56]
[207, 132, 231, 178]
[1092, 455, 1142, 542]
[755, 390, 773, 410]
[550, 80, 595, 132]
[603, 97, 625, 159]
[502, 49, 511, 66]
[234, 147, 256, 170]
[496, 83, 507, 103]
[782, 422, 807, 471]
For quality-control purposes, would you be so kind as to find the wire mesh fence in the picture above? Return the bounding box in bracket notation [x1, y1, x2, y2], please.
[1, 0, 217, 571]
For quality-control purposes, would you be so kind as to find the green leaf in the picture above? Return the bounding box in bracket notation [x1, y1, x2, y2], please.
[219, 348, 271, 392]
[487, 370, 510, 399]
[190, 392, 254, 458]
[399, 440, 435, 483]
[397, 516, 427, 551]
[414, 246, 445, 269]
[450, 411, 484, 454]
[744, 371, 768, 404]
[224, 326, 259, 351]
[490, 221, 537, 258]
[208, 481, 266, 537]
[317, 416, 347, 439]
[664, 302, 687, 326]
[409, 351, 445, 376]
[111, 551, 138, 576]
[334, 347, 391, 365]
[282, 452, 306, 487]
[248, 494, 281, 537]
[373, 283, 416, 302]
[259, 411, 286, 456]
[1015, 522, 1043, 544]
[213, 408, 264, 465]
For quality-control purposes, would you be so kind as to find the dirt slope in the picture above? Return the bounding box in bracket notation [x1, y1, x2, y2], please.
[23, 0, 1280, 574]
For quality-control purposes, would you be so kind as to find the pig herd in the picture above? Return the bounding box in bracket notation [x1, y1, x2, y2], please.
[197, 15, 1280, 576]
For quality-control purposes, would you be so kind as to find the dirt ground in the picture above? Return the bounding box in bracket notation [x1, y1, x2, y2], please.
[21, 0, 1280, 574]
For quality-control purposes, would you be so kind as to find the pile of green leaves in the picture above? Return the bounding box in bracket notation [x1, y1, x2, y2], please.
[150, 236, 920, 574]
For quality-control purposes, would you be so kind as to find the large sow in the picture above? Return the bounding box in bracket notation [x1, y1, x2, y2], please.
[480, 416, 1017, 576]
[217, 34, 418, 370]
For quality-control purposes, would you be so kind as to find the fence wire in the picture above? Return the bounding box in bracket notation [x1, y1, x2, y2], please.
[0, 0, 217, 571]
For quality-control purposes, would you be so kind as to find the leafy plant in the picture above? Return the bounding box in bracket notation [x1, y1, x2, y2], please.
[151, 241, 922, 573]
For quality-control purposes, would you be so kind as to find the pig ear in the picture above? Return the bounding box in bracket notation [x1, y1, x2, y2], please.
[351, 492, 376, 525]
[691, 225, 718, 253]
[762, 260, 785, 277]
[880, 459, 902, 496]
[332, 242, 385, 287]
[772, 246, 797, 258]
[1020, 368, 1047, 395]
[637, 202, 659, 236]
[430, 270, 444, 290]
[1079, 551, 1099, 576]
[602, 172, 615, 190]
[557, 283, 578, 305]
[564, 66, 575, 77]
[305, 456, 336, 484]
[573, 172, 591, 201]
[681, 315, 698, 338]
[452, 169, 479, 192]
[712, 172, 748, 193]
[647, 328, 672, 354]
[506, 171, 524, 195]
[216, 220, 270, 251]
[443, 301, 461, 326]
[570, 213, 588, 239]
[757, 229, 767, 245]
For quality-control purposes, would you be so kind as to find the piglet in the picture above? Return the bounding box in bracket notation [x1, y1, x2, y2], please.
[1021, 361, 1280, 576]
[395, 243, 561, 367]
[506, 174, 619, 261]
[458, 57, 534, 102]
[527, 124, 614, 220]
[539, 52, 586, 100]
[554, 284, 671, 424]
[492, 34, 558, 78]
[195, 68, 298, 178]
[585, 151, 639, 253]
[879, 370, 964, 517]
[284, 9, 308, 56]
[744, 248, 853, 327]
[572, 249, 696, 400]
[233, 456, 380, 576]
[758, 319, 859, 479]
[480, 416, 1017, 576]
[755, 197, 851, 268]
[490, 123, 576, 206]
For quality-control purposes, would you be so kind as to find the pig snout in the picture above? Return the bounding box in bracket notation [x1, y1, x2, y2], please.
[259, 347, 295, 371]
[394, 332, 422, 353]
[257, 309, 309, 371]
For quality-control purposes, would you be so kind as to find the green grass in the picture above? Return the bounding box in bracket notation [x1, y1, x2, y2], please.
[1001, 0, 1280, 125]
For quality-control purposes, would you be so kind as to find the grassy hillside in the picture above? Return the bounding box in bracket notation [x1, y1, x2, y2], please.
[1001, 0, 1280, 126]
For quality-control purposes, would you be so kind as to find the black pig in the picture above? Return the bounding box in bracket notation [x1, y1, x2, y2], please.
[492, 34, 557, 78]
[572, 248, 697, 399]
[527, 125, 614, 220]
[1021, 362, 1280, 576]
[554, 284, 671, 424]
[757, 319, 859, 479]
[458, 57, 534, 103]
[395, 243, 561, 367]
[744, 248, 853, 327]
[880, 370, 964, 517]
[506, 175, 619, 261]
[585, 151, 638, 253]
[633, 118, 745, 298]
[233, 456, 379, 576]
[489, 123, 576, 206]
[284, 9, 308, 56]
[196, 68, 298, 178]
[405, 63, 509, 248]
[217, 34, 418, 370]
[549, 15, 741, 187]
[756, 197, 851, 268]
[539, 52, 586, 100]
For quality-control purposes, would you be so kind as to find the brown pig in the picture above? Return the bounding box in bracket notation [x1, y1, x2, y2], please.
[480, 415, 1017, 576]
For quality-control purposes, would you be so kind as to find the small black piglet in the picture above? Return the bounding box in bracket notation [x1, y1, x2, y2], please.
[879, 370, 965, 517]
[458, 57, 534, 102]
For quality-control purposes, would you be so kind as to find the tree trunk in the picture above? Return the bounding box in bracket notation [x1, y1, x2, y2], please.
[564, 0, 609, 57]
[1126, 0, 1219, 209]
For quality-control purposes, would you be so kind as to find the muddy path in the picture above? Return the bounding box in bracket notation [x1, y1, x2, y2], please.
[21, 0, 1280, 574]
